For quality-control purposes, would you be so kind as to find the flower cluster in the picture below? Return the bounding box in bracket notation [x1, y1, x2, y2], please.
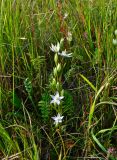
[50, 91, 64, 126]
[50, 41, 72, 57]
[50, 39, 72, 126]
[113, 29, 117, 45]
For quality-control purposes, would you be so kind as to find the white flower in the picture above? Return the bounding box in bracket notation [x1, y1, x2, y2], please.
[112, 39, 117, 45]
[115, 30, 117, 36]
[50, 42, 60, 53]
[58, 49, 72, 57]
[50, 91, 64, 105]
[52, 113, 64, 126]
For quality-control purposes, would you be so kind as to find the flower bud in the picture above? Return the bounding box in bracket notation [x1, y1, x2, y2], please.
[67, 31, 72, 42]
[61, 89, 64, 96]
[56, 82, 60, 90]
[115, 29, 117, 36]
[53, 67, 58, 77]
[60, 38, 64, 44]
[54, 53, 58, 65]
[52, 78, 56, 86]
[113, 39, 117, 45]
[57, 63, 61, 72]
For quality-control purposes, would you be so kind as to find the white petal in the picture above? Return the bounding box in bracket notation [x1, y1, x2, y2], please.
[50, 95, 55, 99]
[56, 100, 60, 105]
[50, 100, 55, 104]
[50, 47, 54, 52]
[51, 44, 54, 48]
[60, 117, 63, 120]
[68, 53, 72, 56]
[58, 119, 62, 123]
[59, 96, 64, 100]
[52, 116, 57, 120]
[51, 116, 55, 120]
[57, 43, 60, 52]
[67, 54, 72, 57]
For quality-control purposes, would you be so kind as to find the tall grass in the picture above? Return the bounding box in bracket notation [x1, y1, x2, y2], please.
[0, 0, 117, 159]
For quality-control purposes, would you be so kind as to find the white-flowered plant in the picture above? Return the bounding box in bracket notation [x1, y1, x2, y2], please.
[50, 42, 60, 53]
[50, 38, 73, 126]
[52, 113, 64, 126]
[50, 91, 64, 105]
[58, 49, 72, 57]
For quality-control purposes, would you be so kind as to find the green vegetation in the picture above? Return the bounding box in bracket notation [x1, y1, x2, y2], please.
[0, 0, 117, 159]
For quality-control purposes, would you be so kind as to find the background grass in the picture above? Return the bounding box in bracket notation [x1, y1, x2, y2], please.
[0, 0, 117, 159]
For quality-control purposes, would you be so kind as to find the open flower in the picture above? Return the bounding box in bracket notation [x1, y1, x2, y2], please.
[52, 113, 64, 126]
[58, 49, 72, 57]
[50, 42, 60, 53]
[50, 91, 64, 105]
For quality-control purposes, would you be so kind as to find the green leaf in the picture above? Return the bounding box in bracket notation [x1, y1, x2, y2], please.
[91, 129, 107, 153]
[79, 74, 97, 92]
